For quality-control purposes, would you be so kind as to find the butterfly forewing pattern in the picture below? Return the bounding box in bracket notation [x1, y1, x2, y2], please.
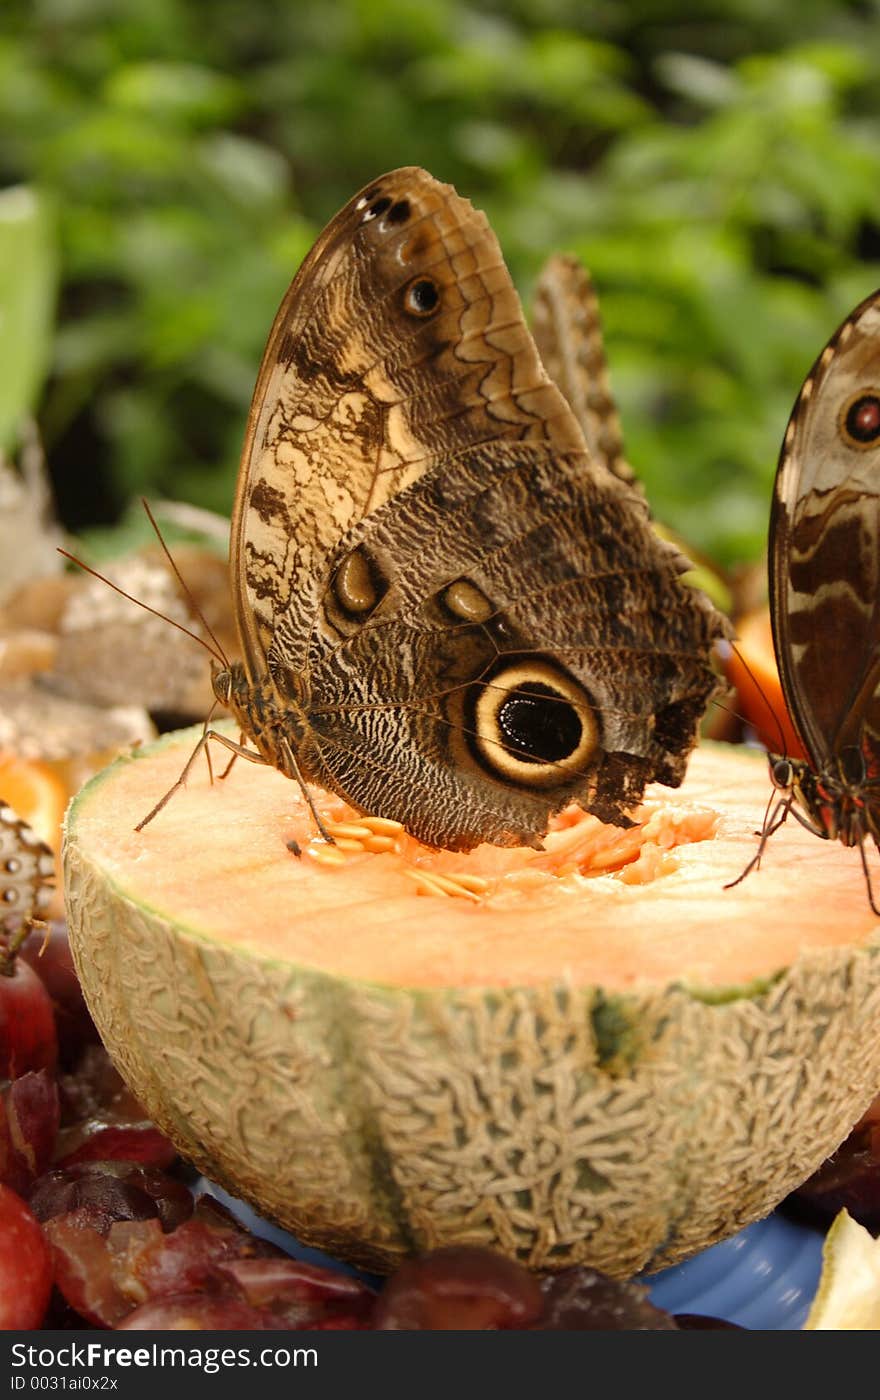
[207, 167, 729, 851]
[756, 289, 880, 905]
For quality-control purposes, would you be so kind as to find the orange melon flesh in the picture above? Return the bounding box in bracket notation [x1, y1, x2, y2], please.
[72, 733, 874, 991]
[63, 729, 880, 1277]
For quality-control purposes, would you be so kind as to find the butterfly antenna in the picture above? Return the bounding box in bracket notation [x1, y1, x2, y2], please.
[140, 498, 231, 669]
[725, 639, 789, 756]
[56, 548, 228, 671]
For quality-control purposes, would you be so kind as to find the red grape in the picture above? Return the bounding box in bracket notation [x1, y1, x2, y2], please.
[31, 1161, 193, 1234]
[373, 1246, 544, 1330]
[0, 1070, 59, 1193]
[20, 922, 99, 1066]
[0, 959, 57, 1079]
[535, 1267, 678, 1329]
[55, 1046, 176, 1169]
[218, 1257, 375, 1328]
[117, 1295, 269, 1330]
[0, 1182, 53, 1328]
[44, 1208, 143, 1327]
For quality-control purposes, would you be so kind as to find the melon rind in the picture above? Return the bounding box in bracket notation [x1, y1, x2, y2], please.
[63, 745, 880, 1274]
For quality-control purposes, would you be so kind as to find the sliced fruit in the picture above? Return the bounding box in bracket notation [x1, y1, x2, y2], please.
[63, 727, 880, 1277]
[721, 607, 806, 759]
[804, 1209, 880, 1330]
[0, 1183, 53, 1328]
[0, 751, 67, 854]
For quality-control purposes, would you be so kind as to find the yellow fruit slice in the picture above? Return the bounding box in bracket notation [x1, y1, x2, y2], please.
[804, 1210, 880, 1330]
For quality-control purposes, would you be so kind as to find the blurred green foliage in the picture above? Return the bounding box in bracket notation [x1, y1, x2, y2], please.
[1, 0, 879, 567]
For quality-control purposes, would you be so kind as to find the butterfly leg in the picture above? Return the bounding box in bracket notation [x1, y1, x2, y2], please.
[856, 833, 880, 918]
[723, 793, 794, 891]
[217, 734, 246, 783]
[134, 729, 268, 832]
[278, 736, 336, 845]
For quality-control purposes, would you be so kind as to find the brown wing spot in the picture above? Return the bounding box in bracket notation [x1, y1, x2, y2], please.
[249, 480, 290, 525]
[440, 578, 494, 624]
[330, 546, 389, 622]
[385, 199, 411, 226]
[398, 228, 433, 264]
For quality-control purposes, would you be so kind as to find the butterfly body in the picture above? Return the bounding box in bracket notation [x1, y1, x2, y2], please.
[219, 168, 728, 851]
[748, 289, 880, 904]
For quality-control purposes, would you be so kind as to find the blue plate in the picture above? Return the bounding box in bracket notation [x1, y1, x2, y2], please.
[645, 1213, 823, 1329]
[199, 1180, 825, 1328]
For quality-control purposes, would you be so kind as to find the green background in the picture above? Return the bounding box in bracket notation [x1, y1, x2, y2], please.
[2, 0, 879, 570]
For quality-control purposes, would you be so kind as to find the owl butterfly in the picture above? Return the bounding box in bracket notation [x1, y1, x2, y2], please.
[735, 288, 880, 909]
[161, 167, 728, 852]
[0, 801, 54, 951]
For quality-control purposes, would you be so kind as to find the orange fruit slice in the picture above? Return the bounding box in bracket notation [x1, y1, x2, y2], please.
[721, 607, 806, 760]
[0, 752, 68, 854]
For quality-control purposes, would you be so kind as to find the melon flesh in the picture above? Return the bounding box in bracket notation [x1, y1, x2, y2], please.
[63, 732, 880, 1276]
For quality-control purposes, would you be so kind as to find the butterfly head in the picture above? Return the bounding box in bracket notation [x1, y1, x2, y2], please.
[211, 661, 233, 708]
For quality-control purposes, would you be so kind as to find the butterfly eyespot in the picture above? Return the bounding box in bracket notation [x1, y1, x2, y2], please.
[4, 859, 20, 874]
[384, 199, 411, 226]
[330, 546, 389, 622]
[468, 659, 599, 790]
[839, 391, 880, 448]
[403, 277, 440, 317]
[439, 578, 494, 624]
[362, 196, 392, 223]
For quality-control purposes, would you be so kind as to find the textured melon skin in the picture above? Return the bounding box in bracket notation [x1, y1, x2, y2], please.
[63, 742, 880, 1277]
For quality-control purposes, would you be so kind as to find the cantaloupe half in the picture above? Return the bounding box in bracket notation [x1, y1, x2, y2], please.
[62, 728, 880, 1277]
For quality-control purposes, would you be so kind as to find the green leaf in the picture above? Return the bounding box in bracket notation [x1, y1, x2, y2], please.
[0, 185, 57, 451]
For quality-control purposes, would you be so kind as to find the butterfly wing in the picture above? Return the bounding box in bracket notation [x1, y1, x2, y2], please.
[0, 801, 54, 937]
[531, 253, 637, 486]
[232, 166, 728, 849]
[230, 167, 588, 680]
[770, 290, 880, 769]
[297, 442, 725, 848]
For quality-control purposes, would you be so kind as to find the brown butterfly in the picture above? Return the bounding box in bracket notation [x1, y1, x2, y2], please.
[734, 288, 880, 907]
[144, 168, 728, 852]
[0, 800, 54, 951]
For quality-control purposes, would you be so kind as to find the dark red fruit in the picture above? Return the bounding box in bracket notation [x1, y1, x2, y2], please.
[218, 1257, 375, 1328]
[373, 1246, 544, 1330]
[0, 1182, 53, 1328]
[31, 1161, 193, 1234]
[535, 1268, 679, 1329]
[786, 1097, 880, 1234]
[20, 922, 99, 1066]
[0, 1070, 60, 1193]
[0, 958, 57, 1078]
[46, 1210, 281, 1327]
[118, 1295, 268, 1330]
[55, 1046, 176, 1169]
